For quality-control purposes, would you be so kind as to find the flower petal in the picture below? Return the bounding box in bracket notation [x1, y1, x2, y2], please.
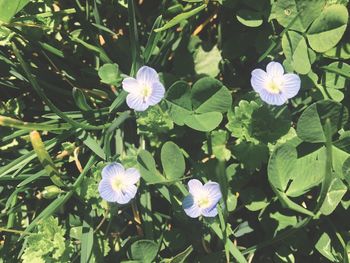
[281, 73, 301, 99]
[115, 184, 138, 204]
[258, 89, 287, 106]
[126, 93, 150, 111]
[187, 179, 204, 196]
[102, 163, 125, 179]
[136, 66, 159, 85]
[98, 178, 118, 202]
[148, 82, 165, 106]
[182, 195, 202, 218]
[202, 206, 218, 217]
[204, 182, 222, 207]
[266, 62, 284, 77]
[251, 69, 268, 93]
[122, 77, 140, 93]
[124, 168, 141, 185]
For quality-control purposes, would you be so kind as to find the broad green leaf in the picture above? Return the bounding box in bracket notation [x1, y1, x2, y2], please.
[251, 105, 291, 143]
[165, 81, 192, 125]
[319, 178, 347, 215]
[269, 141, 329, 198]
[270, 0, 325, 32]
[72, 88, 93, 111]
[184, 112, 223, 132]
[154, 4, 207, 32]
[315, 232, 338, 262]
[268, 144, 297, 192]
[282, 30, 311, 74]
[322, 62, 350, 89]
[98, 63, 122, 86]
[342, 157, 350, 185]
[236, 9, 263, 27]
[307, 4, 349, 53]
[325, 41, 350, 59]
[297, 100, 348, 143]
[137, 150, 165, 183]
[191, 77, 232, 114]
[161, 141, 185, 179]
[194, 45, 222, 77]
[0, 0, 30, 23]
[130, 240, 158, 262]
[232, 141, 269, 171]
[321, 63, 350, 79]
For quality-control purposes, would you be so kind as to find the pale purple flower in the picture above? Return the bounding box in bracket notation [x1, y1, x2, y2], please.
[98, 163, 140, 204]
[251, 62, 301, 106]
[122, 66, 165, 111]
[182, 179, 222, 218]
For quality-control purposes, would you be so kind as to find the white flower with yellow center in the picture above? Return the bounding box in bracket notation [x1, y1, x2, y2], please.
[122, 66, 165, 111]
[251, 62, 301, 106]
[98, 163, 140, 204]
[182, 179, 222, 218]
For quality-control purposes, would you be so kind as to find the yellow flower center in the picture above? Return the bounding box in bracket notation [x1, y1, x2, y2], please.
[111, 177, 125, 192]
[140, 85, 152, 102]
[195, 191, 212, 209]
[266, 77, 283, 94]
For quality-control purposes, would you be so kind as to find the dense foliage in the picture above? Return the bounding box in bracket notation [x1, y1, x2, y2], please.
[1, 0, 350, 262]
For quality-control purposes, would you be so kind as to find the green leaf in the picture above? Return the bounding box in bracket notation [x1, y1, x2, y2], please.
[240, 187, 269, 211]
[184, 112, 223, 132]
[270, 0, 325, 32]
[137, 150, 165, 183]
[0, 0, 30, 23]
[325, 41, 350, 59]
[321, 63, 350, 79]
[236, 9, 263, 27]
[319, 178, 347, 215]
[307, 4, 349, 53]
[232, 141, 269, 171]
[191, 77, 232, 114]
[144, 15, 163, 63]
[315, 232, 338, 262]
[72, 88, 93, 111]
[165, 81, 192, 126]
[154, 4, 207, 32]
[342, 157, 350, 185]
[251, 105, 291, 143]
[226, 100, 260, 141]
[78, 131, 106, 160]
[282, 30, 311, 74]
[21, 217, 68, 263]
[166, 245, 193, 263]
[194, 45, 222, 77]
[30, 131, 64, 187]
[202, 130, 231, 161]
[322, 62, 350, 89]
[296, 100, 348, 143]
[81, 215, 94, 263]
[268, 144, 297, 193]
[98, 63, 122, 86]
[130, 240, 158, 262]
[161, 141, 185, 179]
